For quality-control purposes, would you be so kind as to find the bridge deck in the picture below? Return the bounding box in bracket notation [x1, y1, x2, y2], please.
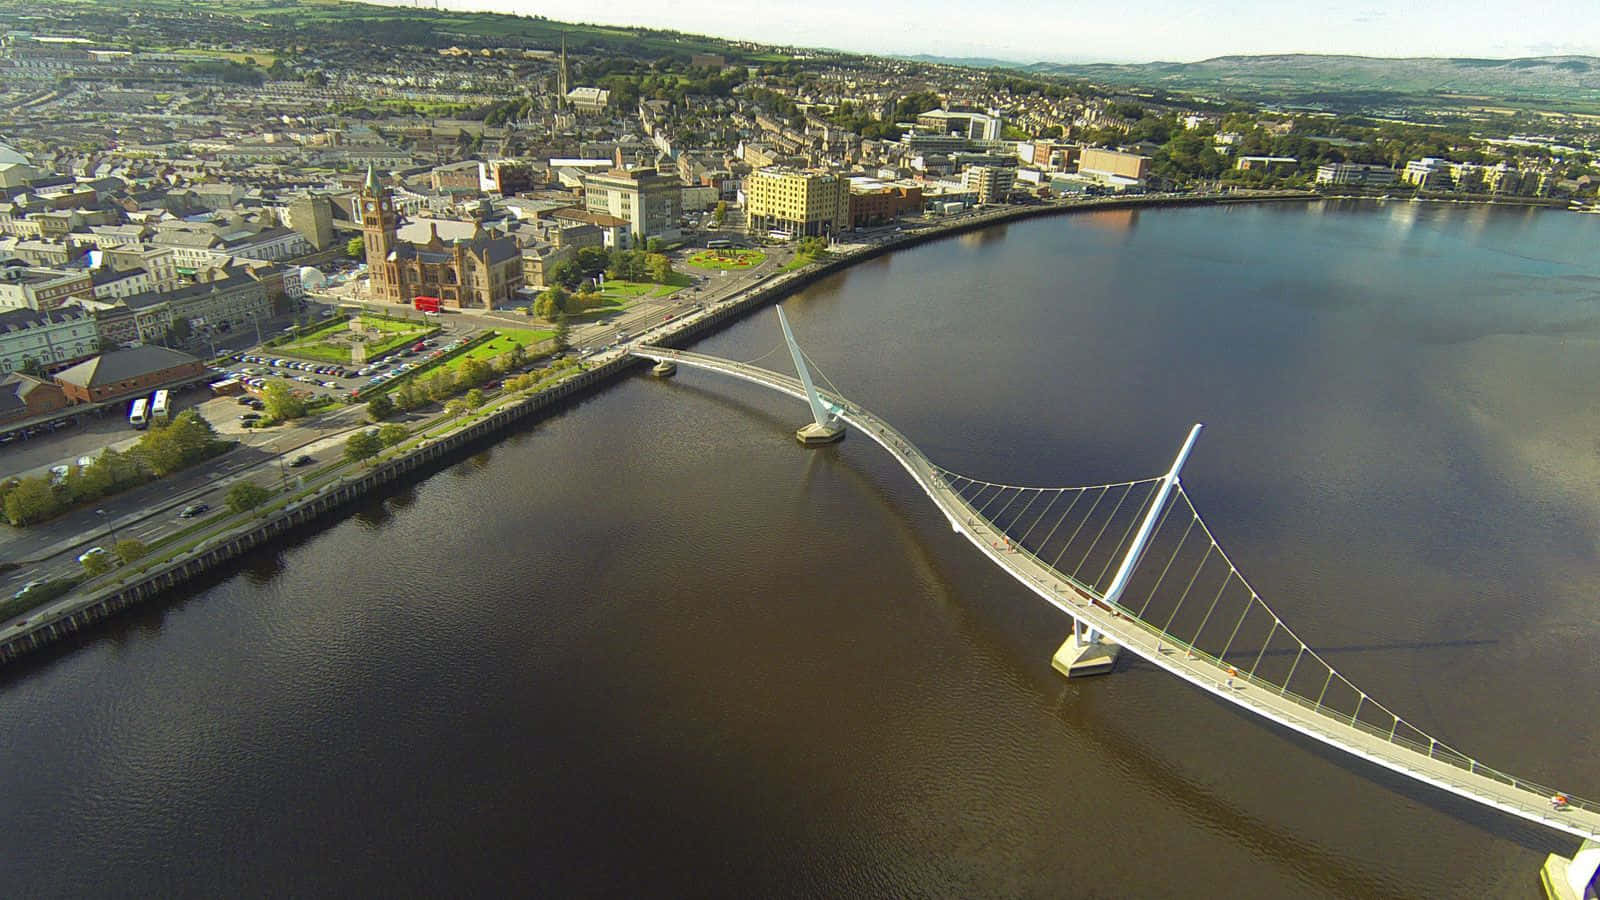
[631, 344, 1600, 841]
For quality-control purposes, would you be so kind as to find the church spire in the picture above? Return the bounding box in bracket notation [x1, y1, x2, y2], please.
[558, 37, 570, 98]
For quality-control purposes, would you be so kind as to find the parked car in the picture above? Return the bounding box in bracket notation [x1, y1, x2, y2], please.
[179, 503, 209, 518]
[239, 412, 261, 422]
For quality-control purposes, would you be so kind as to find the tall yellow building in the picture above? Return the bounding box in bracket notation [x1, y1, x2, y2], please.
[744, 168, 849, 238]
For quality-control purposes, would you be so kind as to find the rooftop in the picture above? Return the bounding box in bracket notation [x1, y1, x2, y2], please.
[54, 344, 200, 388]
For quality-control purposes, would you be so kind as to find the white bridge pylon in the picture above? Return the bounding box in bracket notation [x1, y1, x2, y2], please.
[629, 308, 1600, 843]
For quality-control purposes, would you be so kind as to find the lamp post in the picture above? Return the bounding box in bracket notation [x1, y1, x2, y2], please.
[95, 507, 119, 550]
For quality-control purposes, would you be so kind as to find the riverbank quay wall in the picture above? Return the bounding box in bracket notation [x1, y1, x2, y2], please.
[0, 190, 1319, 667]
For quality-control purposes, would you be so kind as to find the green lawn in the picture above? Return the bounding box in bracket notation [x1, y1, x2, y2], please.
[435, 329, 554, 376]
[551, 278, 687, 324]
[687, 249, 766, 270]
[781, 251, 829, 272]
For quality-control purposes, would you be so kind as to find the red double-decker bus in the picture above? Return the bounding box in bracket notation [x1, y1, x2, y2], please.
[413, 295, 441, 313]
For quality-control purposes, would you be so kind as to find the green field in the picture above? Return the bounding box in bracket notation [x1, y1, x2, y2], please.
[280, 315, 434, 364]
[781, 251, 829, 272]
[435, 329, 555, 376]
[686, 249, 765, 270]
[556, 279, 687, 322]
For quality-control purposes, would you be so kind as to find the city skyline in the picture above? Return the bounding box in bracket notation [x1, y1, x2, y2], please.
[381, 0, 1600, 64]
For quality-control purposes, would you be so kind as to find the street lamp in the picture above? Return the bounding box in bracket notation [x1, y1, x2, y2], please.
[95, 507, 119, 549]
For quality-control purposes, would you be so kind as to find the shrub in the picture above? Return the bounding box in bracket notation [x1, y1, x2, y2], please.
[226, 481, 272, 513]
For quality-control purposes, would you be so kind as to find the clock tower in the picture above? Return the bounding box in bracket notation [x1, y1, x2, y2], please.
[360, 164, 399, 299]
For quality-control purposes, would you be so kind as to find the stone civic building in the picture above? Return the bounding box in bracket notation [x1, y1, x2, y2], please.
[360, 167, 522, 310]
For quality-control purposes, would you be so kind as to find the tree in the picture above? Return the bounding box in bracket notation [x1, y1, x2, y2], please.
[576, 246, 610, 280]
[226, 481, 272, 513]
[506, 341, 528, 370]
[712, 200, 727, 227]
[366, 394, 395, 422]
[261, 380, 307, 421]
[464, 388, 485, 409]
[345, 430, 382, 463]
[535, 285, 570, 319]
[422, 369, 457, 402]
[646, 237, 663, 252]
[376, 423, 408, 446]
[113, 538, 148, 565]
[19, 357, 44, 378]
[459, 357, 492, 388]
[167, 317, 193, 345]
[549, 260, 582, 290]
[81, 549, 115, 576]
[444, 397, 472, 418]
[554, 314, 571, 352]
[3, 476, 61, 526]
[393, 379, 426, 411]
[346, 236, 366, 259]
[647, 252, 673, 283]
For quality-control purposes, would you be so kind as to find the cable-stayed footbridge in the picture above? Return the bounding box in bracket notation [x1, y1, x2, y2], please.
[631, 307, 1598, 891]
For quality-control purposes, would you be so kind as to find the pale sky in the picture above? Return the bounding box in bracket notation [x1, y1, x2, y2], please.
[379, 0, 1600, 63]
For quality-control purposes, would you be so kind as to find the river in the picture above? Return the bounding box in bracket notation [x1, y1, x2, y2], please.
[3, 200, 1598, 897]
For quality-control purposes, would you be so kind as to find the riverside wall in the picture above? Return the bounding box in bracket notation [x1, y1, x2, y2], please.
[0, 190, 1319, 666]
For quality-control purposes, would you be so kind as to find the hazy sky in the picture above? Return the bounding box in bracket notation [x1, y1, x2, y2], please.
[387, 0, 1600, 63]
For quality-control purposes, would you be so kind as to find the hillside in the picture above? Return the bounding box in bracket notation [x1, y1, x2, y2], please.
[1021, 54, 1600, 114]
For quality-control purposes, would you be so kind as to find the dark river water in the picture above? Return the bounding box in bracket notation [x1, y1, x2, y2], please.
[4, 200, 1599, 897]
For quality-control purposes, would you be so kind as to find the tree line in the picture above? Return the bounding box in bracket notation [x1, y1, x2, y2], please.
[2, 410, 227, 527]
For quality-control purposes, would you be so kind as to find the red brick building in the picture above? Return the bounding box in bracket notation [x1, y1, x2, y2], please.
[0, 373, 67, 424]
[848, 184, 924, 228]
[53, 345, 205, 405]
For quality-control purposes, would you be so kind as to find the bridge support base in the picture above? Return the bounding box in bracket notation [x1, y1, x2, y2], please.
[650, 360, 677, 377]
[1541, 839, 1600, 900]
[1051, 629, 1122, 678]
[795, 421, 845, 446]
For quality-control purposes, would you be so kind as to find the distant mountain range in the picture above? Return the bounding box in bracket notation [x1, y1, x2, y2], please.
[908, 53, 1600, 114]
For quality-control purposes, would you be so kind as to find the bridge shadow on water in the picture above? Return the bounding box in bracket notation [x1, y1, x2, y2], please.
[1103, 658, 1568, 855]
[1243, 636, 1500, 659]
[1052, 673, 1569, 899]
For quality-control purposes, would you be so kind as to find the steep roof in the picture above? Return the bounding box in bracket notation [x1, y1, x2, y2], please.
[0, 373, 58, 416]
[54, 345, 199, 388]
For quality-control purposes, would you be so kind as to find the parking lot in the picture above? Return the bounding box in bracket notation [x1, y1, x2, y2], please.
[218, 333, 470, 403]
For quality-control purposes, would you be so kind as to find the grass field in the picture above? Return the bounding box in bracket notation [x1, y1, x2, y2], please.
[686, 249, 766, 270]
[170, 47, 279, 68]
[435, 329, 555, 376]
[554, 279, 688, 322]
[781, 250, 829, 272]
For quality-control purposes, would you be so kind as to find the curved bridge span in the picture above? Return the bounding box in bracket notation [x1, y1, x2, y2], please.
[632, 339, 1598, 845]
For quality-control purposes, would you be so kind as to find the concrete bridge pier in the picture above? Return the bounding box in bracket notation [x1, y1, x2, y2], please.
[1051, 619, 1122, 677]
[1542, 839, 1600, 900]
